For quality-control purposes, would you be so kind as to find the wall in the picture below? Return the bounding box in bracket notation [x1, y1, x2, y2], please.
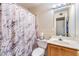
[35, 4, 54, 39]
[69, 4, 76, 37]
[75, 4, 79, 38]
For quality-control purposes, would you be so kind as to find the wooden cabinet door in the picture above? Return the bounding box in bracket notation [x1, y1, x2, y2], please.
[48, 44, 61, 56]
[61, 47, 77, 56]
[48, 44, 77, 56]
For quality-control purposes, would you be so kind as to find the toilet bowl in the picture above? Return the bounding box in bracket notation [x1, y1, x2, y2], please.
[32, 47, 45, 56]
[32, 39, 47, 56]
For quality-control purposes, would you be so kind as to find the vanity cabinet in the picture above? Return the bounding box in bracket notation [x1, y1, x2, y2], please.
[48, 43, 78, 56]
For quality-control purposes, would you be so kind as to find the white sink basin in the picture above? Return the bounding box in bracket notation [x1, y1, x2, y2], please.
[47, 37, 79, 50]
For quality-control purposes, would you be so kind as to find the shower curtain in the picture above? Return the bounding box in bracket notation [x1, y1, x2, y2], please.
[0, 3, 36, 56]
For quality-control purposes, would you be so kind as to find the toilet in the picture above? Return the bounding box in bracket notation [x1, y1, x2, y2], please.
[32, 39, 47, 56]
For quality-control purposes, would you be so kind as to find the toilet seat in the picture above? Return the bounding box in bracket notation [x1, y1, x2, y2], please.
[32, 47, 45, 56]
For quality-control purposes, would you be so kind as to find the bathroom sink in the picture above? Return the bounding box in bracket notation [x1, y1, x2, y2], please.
[47, 37, 79, 50]
[49, 39, 70, 45]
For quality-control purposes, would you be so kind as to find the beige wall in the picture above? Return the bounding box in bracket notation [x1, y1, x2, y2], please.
[35, 4, 55, 39]
[75, 4, 79, 38]
[36, 10, 54, 39]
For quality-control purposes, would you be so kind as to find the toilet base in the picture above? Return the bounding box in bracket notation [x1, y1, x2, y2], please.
[32, 47, 45, 56]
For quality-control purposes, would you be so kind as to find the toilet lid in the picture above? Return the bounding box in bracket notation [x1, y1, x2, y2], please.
[32, 47, 45, 56]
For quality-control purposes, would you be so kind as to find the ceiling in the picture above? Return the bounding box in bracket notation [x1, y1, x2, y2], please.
[18, 3, 54, 14]
[18, 3, 42, 9]
[18, 3, 58, 9]
[18, 3, 71, 15]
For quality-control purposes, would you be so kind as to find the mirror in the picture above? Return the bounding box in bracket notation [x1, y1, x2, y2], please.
[53, 4, 76, 37]
[56, 17, 66, 36]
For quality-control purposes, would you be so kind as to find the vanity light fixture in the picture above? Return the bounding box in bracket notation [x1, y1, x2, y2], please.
[52, 3, 71, 9]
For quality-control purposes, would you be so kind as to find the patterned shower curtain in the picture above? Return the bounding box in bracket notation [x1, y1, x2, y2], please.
[0, 3, 36, 56]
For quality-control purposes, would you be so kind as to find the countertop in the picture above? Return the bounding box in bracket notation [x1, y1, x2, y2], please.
[37, 37, 79, 50]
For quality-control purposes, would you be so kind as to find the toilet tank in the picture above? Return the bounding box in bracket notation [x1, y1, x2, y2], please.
[37, 40, 47, 49]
